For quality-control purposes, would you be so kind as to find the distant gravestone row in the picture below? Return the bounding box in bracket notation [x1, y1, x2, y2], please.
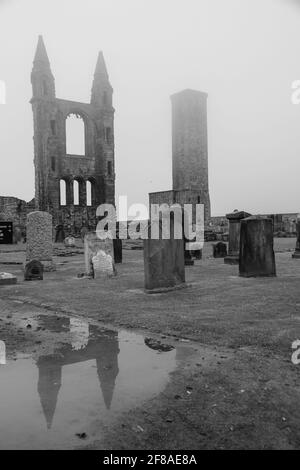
[4, 206, 300, 291]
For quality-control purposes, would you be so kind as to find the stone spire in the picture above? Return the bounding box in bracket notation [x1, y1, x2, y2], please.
[31, 35, 55, 99]
[91, 51, 112, 107]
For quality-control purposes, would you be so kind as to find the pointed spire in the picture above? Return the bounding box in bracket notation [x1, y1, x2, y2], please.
[33, 35, 50, 67]
[94, 51, 109, 79]
[91, 51, 112, 107]
[37, 357, 62, 429]
[31, 35, 55, 100]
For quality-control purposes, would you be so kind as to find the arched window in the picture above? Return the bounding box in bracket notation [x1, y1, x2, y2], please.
[73, 180, 79, 206]
[86, 180, 92, 206]
[66, 113, 85, 155]
[60, 180, 66, 206]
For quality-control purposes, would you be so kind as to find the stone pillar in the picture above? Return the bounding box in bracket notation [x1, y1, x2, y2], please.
[26, 211, 55, 271]
[292, 215, 300, 258]
[143, 218, 185, 293]
[239, 216, 276, 278]
[224, 211, 251, 265]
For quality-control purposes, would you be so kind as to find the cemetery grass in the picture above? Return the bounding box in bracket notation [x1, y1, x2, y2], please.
[0, 238, 300, 449]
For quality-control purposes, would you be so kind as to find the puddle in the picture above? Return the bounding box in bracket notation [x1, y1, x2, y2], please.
[0, 314, 188, 449]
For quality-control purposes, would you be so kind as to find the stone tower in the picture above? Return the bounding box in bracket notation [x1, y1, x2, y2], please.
[171, 89, 211, 222]
[31, 36, 115, 235]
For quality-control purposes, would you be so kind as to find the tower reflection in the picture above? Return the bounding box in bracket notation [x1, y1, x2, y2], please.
[36, 316, 119, 428]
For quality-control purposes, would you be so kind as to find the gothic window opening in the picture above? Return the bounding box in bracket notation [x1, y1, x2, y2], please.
[66, 113, 85, 155]
[107, 161, 112, 177]
[86, 180, 92, 206]
[104, 126, 111, 144]
[60, 180, 67, 206]
[73, 180, 79, 206]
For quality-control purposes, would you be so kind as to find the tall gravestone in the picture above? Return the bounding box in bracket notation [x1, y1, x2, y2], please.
[239, 216, 276, 278]
[26, 211, 55, 271]
[224, 210, 251, 265]
[292, 215, 300, 259]
[143, 216, 185, 293]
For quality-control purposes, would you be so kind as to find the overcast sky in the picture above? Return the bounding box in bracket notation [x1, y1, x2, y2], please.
[0, 0, 300, 216]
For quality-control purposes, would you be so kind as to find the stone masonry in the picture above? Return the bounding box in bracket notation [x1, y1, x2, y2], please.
[31, 36, 115, 235]
[26, 211, 55, 271]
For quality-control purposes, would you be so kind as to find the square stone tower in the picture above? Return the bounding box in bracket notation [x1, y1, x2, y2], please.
[171, 89, 211, 222]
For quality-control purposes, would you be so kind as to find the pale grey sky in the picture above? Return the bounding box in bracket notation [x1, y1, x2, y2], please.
[0, 0, 300, 215]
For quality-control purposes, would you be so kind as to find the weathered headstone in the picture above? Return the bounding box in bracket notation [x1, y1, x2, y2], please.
[192, 248, 202, 260]
[292, 215, 300, 259]
[64, 236, 76, 248]
[84, 232, 115, 278]
[26, 211, 55, 271]
[0, 222, 13, 244]
[24, 260, 43, 281]
[213, 241, 227, 258]
[224, 210, 251, 265]
[113, 238, 123, 264]
[13, 225, 22, 244]
[55, 224, 65, 243]
[239, 216, 276, 277]
[143, 218, 185, 293]
[0, 272, 17, 286]
[80, 226, 89, 242]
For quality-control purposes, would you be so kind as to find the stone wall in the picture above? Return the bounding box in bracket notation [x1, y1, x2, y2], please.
[0, 196, 35, 232]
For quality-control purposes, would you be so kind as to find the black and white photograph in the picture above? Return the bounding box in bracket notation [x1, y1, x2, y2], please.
[0, 0, 300, 456]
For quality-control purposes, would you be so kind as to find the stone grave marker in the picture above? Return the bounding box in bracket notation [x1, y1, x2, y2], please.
[0, 272, 17, 286]
[239, 216, 276, 277]
[143, 216, 185, 293]
[24, 260, 44, 281]
[292, 215, 300, 259]
[224, 210, 251, 265]
[26, 211, 55, 271]
[213, 241, 227, 258]
[84, 232, 115, 278]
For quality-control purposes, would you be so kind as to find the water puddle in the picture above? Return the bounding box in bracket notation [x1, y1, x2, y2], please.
[0, 314, 188, 449]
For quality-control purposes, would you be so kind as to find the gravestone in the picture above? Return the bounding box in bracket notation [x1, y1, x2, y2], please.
[113, 238, 123, 264]
[213, 241, 227, 258]
[0, 222, 13, 244]
[192, 249, 202, 260]
[0, 272, 17, 286]
[55, 224, 65, 243]
[64, 236, 76, 247]
[144, 217, 185, 293]
[84, 232, 115, 278]
[92, 250, 115, 279]
[80, 226, 89, 242]
[292, 215, 300, 258]
[13, 225, 22, 244]
[239, 216, 276, 277]
[224, 210, 251, 265]
[26, 211, 55, 271]
[24, 260, 43, 281]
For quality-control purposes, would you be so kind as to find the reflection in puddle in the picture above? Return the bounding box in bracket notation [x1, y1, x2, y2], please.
[0, 314, 185, 449]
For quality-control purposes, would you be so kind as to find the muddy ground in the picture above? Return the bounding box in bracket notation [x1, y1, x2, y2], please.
[0, 238, 300, 449]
